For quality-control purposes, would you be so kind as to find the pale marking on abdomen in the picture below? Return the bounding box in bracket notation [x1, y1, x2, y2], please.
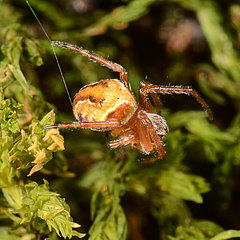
[75, 98, 136, 122]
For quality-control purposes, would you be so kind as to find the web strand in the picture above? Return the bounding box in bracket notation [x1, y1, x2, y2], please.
[25, 0, 73, 106]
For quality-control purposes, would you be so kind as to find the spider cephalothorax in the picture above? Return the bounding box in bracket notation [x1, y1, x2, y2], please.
[45, 41, 212, 162]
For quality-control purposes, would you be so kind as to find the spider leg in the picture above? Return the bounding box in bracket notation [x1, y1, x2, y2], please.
[137, 112, 154, 153]
[139, 82, 162, 113]
[140, 83, 212, 120]
[138, 110, 166, 162]
[107, 134, 135, 148]
[51, 41, 128, 87]
[44, 120, 121, 131]
[150, 92, 162, 114]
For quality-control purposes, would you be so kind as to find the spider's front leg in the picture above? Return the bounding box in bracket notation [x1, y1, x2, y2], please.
[51, 41, 128, 87]
[139, 82, 212, 119]
[44, 120, 121, 131]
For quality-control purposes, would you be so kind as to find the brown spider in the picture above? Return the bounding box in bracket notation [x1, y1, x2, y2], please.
[45, 41, 212, 162]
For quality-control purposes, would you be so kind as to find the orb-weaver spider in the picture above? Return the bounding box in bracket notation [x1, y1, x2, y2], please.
[45, 41, 212, 162]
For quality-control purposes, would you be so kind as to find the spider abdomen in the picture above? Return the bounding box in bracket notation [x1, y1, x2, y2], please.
[73, 79, 137, 125]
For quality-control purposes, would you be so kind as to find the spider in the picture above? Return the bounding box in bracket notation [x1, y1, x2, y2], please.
[45, 41, 212, 162]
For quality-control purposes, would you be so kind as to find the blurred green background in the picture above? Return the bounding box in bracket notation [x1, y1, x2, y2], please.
[1, 0, 240, 239]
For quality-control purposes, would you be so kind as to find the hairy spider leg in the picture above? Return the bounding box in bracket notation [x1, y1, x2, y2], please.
[107, 134, 135, 148]
[108, 114, 154, 154]
[149, 92, 163, 113]
[138, 110, 166, 162]
[44, 120, 121, 130]
[137, 112, 154, 153]
[140, 84, 213, 120]
[51, 41, 128, 87]
[139, 82, 162, 113]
